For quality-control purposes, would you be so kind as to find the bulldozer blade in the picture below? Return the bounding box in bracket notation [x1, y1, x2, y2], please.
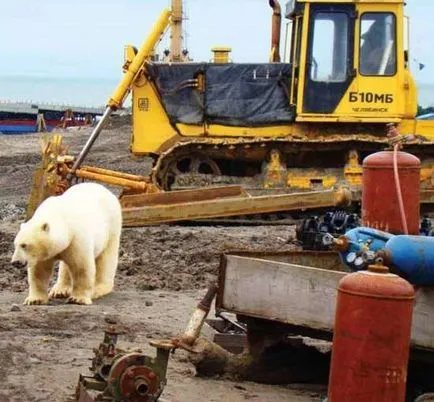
[27, 164, 49, 219]
[26, 134, 68, 219]
[119, 185, 246, 209]
[122, 187, 351, 227]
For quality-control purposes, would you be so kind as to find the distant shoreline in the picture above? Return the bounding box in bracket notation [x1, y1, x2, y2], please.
[0, 75, 117, 108]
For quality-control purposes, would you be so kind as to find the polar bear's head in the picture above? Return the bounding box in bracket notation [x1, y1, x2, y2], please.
[11, 219, 69, 268]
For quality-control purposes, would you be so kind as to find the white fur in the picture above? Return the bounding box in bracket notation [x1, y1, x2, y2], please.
[11, 183, 122, 305]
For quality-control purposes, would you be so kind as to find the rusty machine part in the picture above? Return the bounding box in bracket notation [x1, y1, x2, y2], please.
[175, 283, 218, 348]
[76, 326, 174, 402]
[269, 0, 281, 62]
[327, 264, 415, 402]
[27, 134, 68, 218]
[26, 135, 159, 219]
[169, 283, 218, 353]
[296, 211, 434, 251]
[296, 210, 360, 250]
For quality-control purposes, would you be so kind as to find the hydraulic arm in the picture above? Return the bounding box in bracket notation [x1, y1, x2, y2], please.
[67, 8, 171, 180]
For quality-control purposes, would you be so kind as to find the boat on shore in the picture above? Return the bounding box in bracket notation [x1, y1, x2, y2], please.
[0, 102, 104, 134]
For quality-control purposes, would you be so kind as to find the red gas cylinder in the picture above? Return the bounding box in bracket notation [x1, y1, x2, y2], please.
[362, 151, 420, 234]
[327, 264, 415, 402]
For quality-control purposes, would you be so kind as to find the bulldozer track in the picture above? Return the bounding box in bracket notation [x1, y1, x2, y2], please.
[151, 135, 434, 189]
[148, 135, 434, 225]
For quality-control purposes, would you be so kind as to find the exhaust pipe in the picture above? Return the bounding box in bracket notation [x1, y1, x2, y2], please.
[269, 0, 281, 62]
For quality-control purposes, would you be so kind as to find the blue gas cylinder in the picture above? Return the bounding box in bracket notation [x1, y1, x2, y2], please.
[383, 235, 434, 286]
[340, 227, 394, 271]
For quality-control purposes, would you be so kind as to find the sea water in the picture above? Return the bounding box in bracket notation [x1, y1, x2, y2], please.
[0, 75, 118, 108]
[1, 75, 434, 109]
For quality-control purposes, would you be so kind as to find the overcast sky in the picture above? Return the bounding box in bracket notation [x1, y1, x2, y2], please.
[0, 0, 433, 84]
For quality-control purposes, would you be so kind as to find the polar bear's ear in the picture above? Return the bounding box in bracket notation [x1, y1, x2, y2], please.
[41, 223, 50, 233]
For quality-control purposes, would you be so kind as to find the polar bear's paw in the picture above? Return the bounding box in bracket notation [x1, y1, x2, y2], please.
[67, 295, 92, 305]
[23, 294, 49, 305]
[93, 284, 113, 299]
[49, 285, 72, 299]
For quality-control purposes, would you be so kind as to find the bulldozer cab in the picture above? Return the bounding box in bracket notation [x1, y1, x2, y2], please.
[290, 0, 416, 122]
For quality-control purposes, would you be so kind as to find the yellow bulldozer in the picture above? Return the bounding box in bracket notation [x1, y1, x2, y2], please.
[28, 0, 434, 225]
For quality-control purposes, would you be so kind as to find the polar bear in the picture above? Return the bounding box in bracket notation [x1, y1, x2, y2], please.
[11, 182, 122, 305]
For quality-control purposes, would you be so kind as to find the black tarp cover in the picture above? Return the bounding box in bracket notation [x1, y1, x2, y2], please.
[146, 63, 294, 127]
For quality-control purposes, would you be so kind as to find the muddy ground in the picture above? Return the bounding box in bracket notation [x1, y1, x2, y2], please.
[0, 118, 327, 401]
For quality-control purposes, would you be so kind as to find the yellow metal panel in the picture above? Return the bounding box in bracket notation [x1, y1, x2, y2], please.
[330, 3, 409, 121]
[287, 175, 337, 190]
[333, 77, 402, 118]
[403, 69, 418, 118]
[296, 2, 310, 116]
[131, 78, 178, 155]
[404, 120, 434, 141]
[397, 118, 417, 135]
[344, 150, 363, 187]
[147, 122, 295, 138]
[175, 123, 206, 136]
[205, 124, 293, 137]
